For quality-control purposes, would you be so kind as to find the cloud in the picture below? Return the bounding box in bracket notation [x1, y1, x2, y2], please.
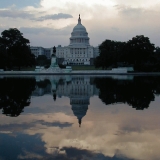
[113, 0, 160, 8]
[116, 5, 144, 18]
[19, 146, 134, 160]
[59, 147, 132, 160]
[20, 26, 72, 35]
[40, 0, 116, 9]
[37, 13, 73, 21]
[0, 9, 33, 19]
[37, 120, 73, 128]
[18, 150, 43, 160]
[0, 120, 72, 133]
[0, 9, 73, 22]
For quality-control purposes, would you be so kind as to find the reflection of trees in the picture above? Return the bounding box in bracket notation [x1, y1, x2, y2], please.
[0, 77, 36, 116]
[94, 76, 160, 110]
[36, 79, 51, 88]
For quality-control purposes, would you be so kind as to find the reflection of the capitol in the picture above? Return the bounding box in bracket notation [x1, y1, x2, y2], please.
[33, 76, 99, 126]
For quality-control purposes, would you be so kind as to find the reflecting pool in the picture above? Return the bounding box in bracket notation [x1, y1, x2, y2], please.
[0, 75, 160, 160]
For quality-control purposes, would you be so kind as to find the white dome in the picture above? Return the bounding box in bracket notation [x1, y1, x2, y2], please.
[69, 15, 90, 46]
[73, 23, 86, 32]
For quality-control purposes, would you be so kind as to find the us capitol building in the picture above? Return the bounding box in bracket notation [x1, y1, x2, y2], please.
[30, 15, 99, 65]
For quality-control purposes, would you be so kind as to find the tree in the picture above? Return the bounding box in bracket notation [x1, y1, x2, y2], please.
[155, 47, 160, 54]
[36, 55, 50, 66]
[94, 35, 156, 71]
[0, 41, 7, 69]
[94, 40, 126, 69]
[126, 35, 155, 68]
[0, 28, 35, 70]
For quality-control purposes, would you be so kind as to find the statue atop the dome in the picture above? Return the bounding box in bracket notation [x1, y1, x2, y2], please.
[78, 14, 81, 24]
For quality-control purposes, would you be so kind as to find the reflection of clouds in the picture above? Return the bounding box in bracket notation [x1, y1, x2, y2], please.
[28, 95, 72, 115]
[19, 146, 134, 160]
[1, 96, 160, 160]
[24, 113, 160, 160]
[0, 131, 12, 134]
[18, 150, 43, 159]
[0, 112, 74, 136]
[37, 120, 73, 128]
[0, 120, 73, 133]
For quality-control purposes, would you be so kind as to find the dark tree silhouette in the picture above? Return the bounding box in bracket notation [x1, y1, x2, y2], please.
[0, 28, 35, 70]
[94, 35, 159, 71]
[36, 55, 48, 66]
[94, 40, 126, 69]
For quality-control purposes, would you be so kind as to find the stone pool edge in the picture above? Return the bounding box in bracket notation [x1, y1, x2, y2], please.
[1, 71, 160, 75]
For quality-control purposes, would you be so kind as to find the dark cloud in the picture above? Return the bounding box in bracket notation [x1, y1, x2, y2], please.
[115, 5, 144, 18]
[36, 120, 73, 128]
[0, 9, 73, 21]
[37, 13, 73, 21]
[46, 147, 134, 160]
[117, 125, 143, 135]
[0, 9, 33, 19]
[20, 26, 72, 36]
[0, 120, 72, 132]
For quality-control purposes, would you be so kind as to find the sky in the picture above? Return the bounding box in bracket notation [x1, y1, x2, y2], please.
[0, 0, 160, 47]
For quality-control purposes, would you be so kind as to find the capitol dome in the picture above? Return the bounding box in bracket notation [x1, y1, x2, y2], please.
[73, 20, 86, 32]
[69, 15, 90, 46]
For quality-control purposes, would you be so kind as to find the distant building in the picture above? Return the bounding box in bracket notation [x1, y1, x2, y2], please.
[30, 15, 99, 65]
[30, 46, 52, 59]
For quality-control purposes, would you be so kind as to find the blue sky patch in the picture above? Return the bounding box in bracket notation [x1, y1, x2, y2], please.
[0, 0, 41, 8]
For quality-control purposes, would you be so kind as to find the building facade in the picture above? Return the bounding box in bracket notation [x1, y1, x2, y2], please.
[30, 15, 99, 65]
[30, 46, 51, 59]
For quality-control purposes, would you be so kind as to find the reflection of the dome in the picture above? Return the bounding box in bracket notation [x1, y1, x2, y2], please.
[33, 76, 95, 126]
[72, 104, 88, 127]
